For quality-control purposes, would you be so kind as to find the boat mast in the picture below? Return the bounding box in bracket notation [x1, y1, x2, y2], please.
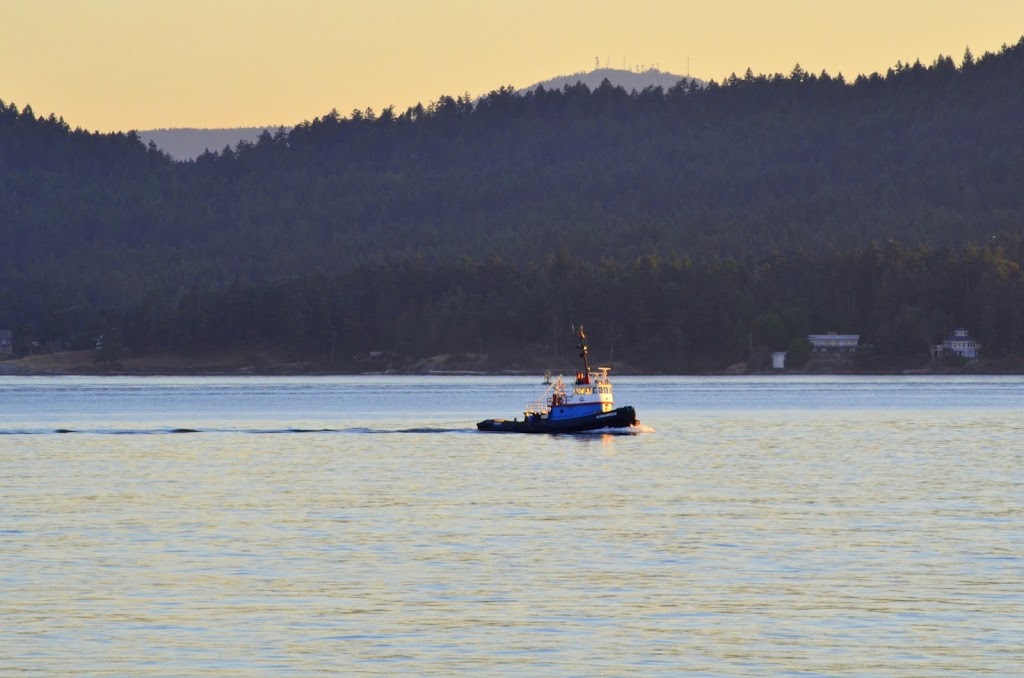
[576, 325, 591, 375]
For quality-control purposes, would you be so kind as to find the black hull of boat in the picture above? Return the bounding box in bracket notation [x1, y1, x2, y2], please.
[477, 406, 637, 434]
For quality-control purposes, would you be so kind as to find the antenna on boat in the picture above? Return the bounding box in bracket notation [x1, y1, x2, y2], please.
[576, 325, 591, 374]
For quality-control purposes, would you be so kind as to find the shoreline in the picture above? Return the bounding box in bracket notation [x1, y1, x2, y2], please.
[2, 350, 1021, 377]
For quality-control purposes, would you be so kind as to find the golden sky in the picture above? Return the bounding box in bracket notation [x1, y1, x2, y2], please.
[4, 0, 1022, 132]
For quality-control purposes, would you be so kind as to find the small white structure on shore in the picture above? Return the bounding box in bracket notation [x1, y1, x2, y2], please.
[808, 331, 859, 353]
[932, 328, 980, 360]
[771, 351, 786, 369]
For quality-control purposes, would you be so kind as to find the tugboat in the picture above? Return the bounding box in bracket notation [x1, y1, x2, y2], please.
[477, 326, 638, 433]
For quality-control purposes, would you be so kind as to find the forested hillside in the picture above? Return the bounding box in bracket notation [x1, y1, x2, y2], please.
[2, 38, 1024, 370]
[137, 69, 694, 161]
[113, 240, 1024, 372]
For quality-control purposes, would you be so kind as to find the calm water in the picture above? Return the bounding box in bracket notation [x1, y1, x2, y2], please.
[1, 375, 1021, 675]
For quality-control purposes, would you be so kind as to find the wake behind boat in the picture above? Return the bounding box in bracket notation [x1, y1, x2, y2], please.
[477, 326, 638, 434]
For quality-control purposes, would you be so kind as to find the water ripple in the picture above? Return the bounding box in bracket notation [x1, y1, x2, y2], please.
[0, 377, 1021, 675]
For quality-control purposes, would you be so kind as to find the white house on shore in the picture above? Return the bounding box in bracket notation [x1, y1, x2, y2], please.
[932, 328, 980, 360]
[808, 332, 860, 353]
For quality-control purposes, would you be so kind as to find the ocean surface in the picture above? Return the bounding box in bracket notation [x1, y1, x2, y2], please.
[1, 375, 1021, 675]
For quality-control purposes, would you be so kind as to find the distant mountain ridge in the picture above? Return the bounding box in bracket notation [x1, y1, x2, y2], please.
[138, 126, 288, 161]
[520, 67, 698, 94]
[140, 68, 698, 160]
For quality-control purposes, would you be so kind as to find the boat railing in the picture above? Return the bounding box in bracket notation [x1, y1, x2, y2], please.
[525, 377, 565, 415]
[525, 399, 547, 415]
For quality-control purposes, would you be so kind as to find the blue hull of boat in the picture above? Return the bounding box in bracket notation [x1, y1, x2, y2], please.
[477, 406, 637, 434]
